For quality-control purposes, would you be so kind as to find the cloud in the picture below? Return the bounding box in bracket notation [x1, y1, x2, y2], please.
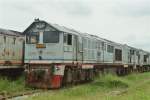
[41, 0, 93, 17]
[59, 1, 92, 16]
[0, 1, 41, 16]
[111, 0, 150, 17]
[0, 0, 150, 51]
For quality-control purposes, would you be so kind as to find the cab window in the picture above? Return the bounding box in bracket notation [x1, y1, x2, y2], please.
[43, 31, 59, 43]
[26, 34, 39, 44]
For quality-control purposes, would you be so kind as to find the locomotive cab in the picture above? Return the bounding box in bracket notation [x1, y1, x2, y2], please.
[24, 19, 65, 88]
[24, 19, 63, 63]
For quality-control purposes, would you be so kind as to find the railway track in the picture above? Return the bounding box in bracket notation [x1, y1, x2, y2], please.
[0, 90, 43, 100]
[0, 82, 89, 100]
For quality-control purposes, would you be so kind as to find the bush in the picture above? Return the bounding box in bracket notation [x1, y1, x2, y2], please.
[92, 74, 129, 88]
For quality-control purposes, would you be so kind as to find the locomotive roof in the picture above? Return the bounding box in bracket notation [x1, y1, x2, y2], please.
[23, 19, 81, 36]
[0, 28, 23, 37]
[23, 19, 122, 43]
[23, 19, 150, 54]
[49, 23, 82, 35]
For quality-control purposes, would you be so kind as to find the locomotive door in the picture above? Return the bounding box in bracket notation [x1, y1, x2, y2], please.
[115, 49, 122, 62]
[73, 35, 77, 61]
[77, 36, 83, 62]
[63, 34, 74, 61]
[97, 41, 102, 62]
[138, 54, 140, 64]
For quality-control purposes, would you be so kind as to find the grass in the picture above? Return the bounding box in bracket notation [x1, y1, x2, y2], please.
[26, 72, 150, 100]
[0, 75, 32, 96]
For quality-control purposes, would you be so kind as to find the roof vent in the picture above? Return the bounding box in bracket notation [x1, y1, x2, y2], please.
[34, 18, 40, 22]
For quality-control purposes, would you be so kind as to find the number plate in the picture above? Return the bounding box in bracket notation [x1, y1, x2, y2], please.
[36, 44, 46, 48]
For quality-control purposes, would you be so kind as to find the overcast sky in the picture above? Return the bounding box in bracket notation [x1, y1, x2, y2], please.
[0, 0, 150, 51]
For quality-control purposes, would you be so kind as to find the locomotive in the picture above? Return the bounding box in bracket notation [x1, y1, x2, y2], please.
[23, 19, 150, 89]
[0, 28, 24, 76]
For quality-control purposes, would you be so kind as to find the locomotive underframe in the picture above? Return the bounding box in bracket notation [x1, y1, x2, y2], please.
[25, 62, 150, 89]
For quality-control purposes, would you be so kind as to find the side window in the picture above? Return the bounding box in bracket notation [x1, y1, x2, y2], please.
[64, 34, 72, 45]
[88, 40, 90, 49]
[136, 51, 139, 56]
[13, 37, 16, 44]
[115, 49, 122, 61]
[83, 38, 87, 48]
[78, 37, 82, 51]
[130, 50, 134, 55]
[63, 34, 67, 43]
[107, 45, 114, 53]
[97, 52, 101, 56]
[93, 41, 96, 49]
[102, 42, 106, 51]
[0, 36, 3, 45]
[97, 41, 101, 50]
[90, 41, 92, 49]
[4, 36, 6, 43]
[67, 34, 72, 45]
[144, 55, 148, 62]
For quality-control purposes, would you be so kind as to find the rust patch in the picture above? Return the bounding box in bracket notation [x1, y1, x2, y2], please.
[4, 61, 12, 65]
[0, 60, 22, 65]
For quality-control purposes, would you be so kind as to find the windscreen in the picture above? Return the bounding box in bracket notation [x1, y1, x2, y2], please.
[43, 31, 59, 43]
[26, 32, 39, 44]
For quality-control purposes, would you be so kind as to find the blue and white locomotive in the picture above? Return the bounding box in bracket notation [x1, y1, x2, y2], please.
[23, 19, 150, 88]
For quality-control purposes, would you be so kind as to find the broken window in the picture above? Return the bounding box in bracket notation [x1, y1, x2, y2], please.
[26, 32, 39, 44]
